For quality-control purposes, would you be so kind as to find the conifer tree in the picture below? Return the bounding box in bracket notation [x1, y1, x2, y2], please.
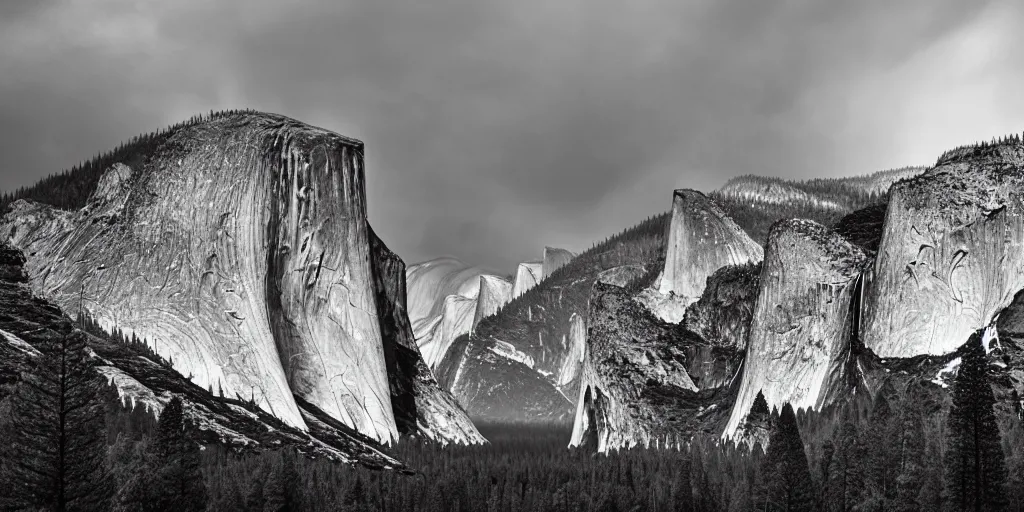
[153, 396, 208, 512]
[943, 333, 1008, 511]
[893, 398, 925, 512]
[759, 403, 816, 511]
[117, 396, 207, 511]
[0, 329, 111, 511]
[824, 409, 865, 511]
[862, 393, 898, 508]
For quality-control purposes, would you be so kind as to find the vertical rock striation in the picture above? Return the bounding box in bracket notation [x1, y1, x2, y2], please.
[1, 113, 397, 443]
[725, 219, 868, 438]
[658, 189, 763, 306]
[862, 144, 1024, 357]
[368, 229, 485, 445]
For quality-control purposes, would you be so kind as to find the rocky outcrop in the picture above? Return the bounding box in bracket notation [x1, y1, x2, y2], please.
[542, 247, 575, 279]
[658, 189, 763, 308]
[1, 113, 397, 443]
[596, 265, 646, 287]
[556, 313, 587, 389]
[862, 143, 1024, 357]
[725, 219, 868, 437]
[684, 261, 761, 350]
[0, 241, 404, 469]
[405, 257, 503, 371]
[512, 261, 544, 298]
[569, 282, 732, 452]
[434, 335, 573, 422]
[368, 229, 485, 445]
[473, 275, 512, 331]
[405, 257, 488, 333]
[416, 294, 477, 371]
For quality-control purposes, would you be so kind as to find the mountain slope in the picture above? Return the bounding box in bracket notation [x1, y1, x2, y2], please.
[0, 241, 405, 469]
[0, 110, 481, 447]
[435, 213, 670, 421]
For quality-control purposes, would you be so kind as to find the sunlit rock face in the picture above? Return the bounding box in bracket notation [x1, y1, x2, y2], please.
[0, 242, 406, 469]
[473, 275, 512, 331]
[555, 313, 587, 390]
[570, 282, 709, 453]
[725, 219, 868, 437]
[405, 257, 489, 369]
[1, 113, 397, 443]
[512, 261, 544, 298]
[658, 189, 763, 306]
[862, 143, 1024, 358]
[367, 230, 485, 445]
[542, 247, 575, 279]
[405, 258, 487, 331]
[416, 294, 477, 371]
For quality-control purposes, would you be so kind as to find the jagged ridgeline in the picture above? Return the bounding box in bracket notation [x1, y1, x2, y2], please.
[0, 110, 486, 463]
[434, 212, 671, 422]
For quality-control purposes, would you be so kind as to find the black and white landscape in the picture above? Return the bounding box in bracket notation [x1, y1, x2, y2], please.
[1, 1, 1023, 511]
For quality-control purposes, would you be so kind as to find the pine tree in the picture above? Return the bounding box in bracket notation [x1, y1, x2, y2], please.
[824, 409, 865, 511]
[862, 393, 898, 508]
[0, 329, 111, 511]
[759, 403, 816, 511]
[740, 390, 772, 448]
[153, 396, 208, 512]
[893, 398, 925, 512]
[943, 333, 1008, 511]
[117, 396, 208, 511]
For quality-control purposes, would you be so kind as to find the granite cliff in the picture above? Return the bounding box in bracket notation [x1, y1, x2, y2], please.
[724, 219, 868, 437]
[862, 143, 1024, 357]
[1, 112, 479, 447]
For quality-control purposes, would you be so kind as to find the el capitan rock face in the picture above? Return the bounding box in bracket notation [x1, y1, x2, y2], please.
[2, 112, 397, 443]
[0, 241, 406, 469]
[658, 189, 763, 306]
[725, 219, 868, 437]
[862, 142, 1024, 358]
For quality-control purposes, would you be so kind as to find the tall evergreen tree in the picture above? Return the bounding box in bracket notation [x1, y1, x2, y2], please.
[862, 393, 899, 509]
[153, 397, 208, 512]
[759, 403, 816, 511]
[943, 333, 1008, 511]
[0, 329, 111, 511]
[116, 396, 208, 512]
[893, 398, 926, 512]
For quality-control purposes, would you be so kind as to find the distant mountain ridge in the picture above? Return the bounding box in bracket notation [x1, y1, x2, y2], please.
[712, 166, 925, 244]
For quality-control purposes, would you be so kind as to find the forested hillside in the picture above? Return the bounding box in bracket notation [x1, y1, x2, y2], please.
[0, 109, 260, 212]
[470, 212, 670, 381]
[712, 167, 923, 244]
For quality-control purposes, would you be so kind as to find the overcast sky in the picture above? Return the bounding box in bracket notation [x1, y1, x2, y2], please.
[1, 0, 1022, 272]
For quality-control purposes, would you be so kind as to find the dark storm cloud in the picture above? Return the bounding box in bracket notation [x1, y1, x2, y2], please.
[1, 0, 1021, 272]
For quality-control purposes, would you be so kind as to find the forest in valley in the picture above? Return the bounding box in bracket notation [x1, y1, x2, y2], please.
[1, 312, 1021, 511]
